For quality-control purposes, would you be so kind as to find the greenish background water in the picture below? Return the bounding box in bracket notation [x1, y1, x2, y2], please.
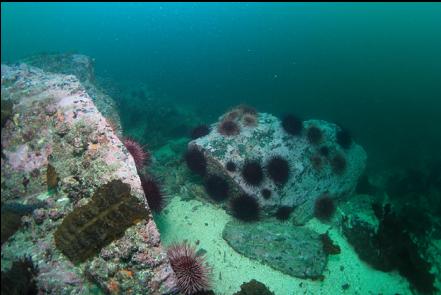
[2, 3, 441, 171]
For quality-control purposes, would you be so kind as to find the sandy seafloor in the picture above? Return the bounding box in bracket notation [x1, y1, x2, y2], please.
[155, 195, 411, 295]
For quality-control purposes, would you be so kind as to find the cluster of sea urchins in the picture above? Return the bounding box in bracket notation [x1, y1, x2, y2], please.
[167, 242, 211, 295]
[182, 108, 355, 226]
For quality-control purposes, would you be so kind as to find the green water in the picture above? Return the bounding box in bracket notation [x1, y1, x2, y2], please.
[2, 3, 441, 171]
[2, 3, 441, 295]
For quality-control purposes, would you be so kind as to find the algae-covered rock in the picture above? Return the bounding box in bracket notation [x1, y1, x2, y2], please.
[190, 110, 367, 224]
[222, 220, 327, 279]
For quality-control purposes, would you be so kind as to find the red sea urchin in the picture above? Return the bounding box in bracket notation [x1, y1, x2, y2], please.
[242, 114, 257, 127]
[123, 138, 149, 170]
[218, 120, 240, 136]
[140, 174, 164, 213]
[167, 242, 211, 295]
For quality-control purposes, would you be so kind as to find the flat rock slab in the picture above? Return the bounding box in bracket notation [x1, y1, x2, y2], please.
[222, 220, 327, 279]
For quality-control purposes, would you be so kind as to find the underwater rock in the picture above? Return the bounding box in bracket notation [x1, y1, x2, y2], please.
[1, 63, 175, 293]
[222, 220, 327, 279]
[189, 111, 367, 224]
[21, 53, 122, 132]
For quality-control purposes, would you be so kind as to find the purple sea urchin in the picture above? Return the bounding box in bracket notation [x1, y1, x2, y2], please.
[331, 154, 347, 174]
[185, 148, 207, 176]
[281, 114, 303, 135]
[230, 194, 260, 222]
[307, 126, 323, 145]
[205, 175, 229, 202]
[314, 194, 335, 221]
[242, 160, 264, 186]
[266, 156, 290, 185]
[275, 206, 293, 221]
[191, 125, 210, 139]
[140, 174, 164, 213]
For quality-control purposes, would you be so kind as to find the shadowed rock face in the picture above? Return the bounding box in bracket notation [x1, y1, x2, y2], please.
[54, 180, 148, 263]
[222, 220, 327, 279]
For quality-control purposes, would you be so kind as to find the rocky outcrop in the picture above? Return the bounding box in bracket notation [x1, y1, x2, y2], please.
[1, 63, 175, 294]
[21, 53, 121, 131]
[190, 109, 367, 224]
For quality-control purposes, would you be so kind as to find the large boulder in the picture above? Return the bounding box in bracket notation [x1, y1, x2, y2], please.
[190, 108, 367, 224]
[1, 63, 175, 294]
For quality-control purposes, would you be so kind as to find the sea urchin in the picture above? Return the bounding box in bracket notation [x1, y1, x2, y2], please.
[218, 120, 240, 136]
[230, 194, 260, 222]
[314, 194, 335, 221]
[275, 206, 293, 221]
[242, 160, 264, 186]
[124, 138, 149, 170]
[331, 154, 347, 175]
[281, 114, 303, 136]
[266, 156, 290, 185]
[185, 148, 207, 176]
[205, 175, 229, 202]
[140, 174, 164, 213]
[307, 126, 323, 145]
[167, 242, 211, 295]
[191, 125, 210, 139]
